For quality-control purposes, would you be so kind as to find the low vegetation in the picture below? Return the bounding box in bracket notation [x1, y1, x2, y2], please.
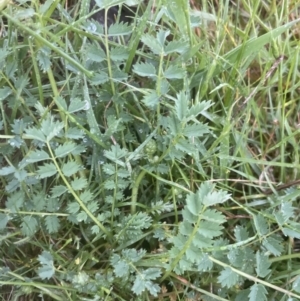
[1, 0, 300, 300]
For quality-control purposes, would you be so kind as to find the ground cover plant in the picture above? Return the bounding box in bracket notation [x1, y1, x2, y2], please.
[1, 0, 300, 300]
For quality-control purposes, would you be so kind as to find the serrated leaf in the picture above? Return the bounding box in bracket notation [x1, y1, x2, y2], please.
[262, 236, 283, 256]
[51, 185, 68, 198]
[62, 160, 81, 177]
[68, 98, 88, 113]
[21, 216, 38, 236]
[37, 162, 57, 178]
[14, 169, 27, 181]
[24, 127, 46, 142]
[55, 96, 67, 110]
[253, 214, 268, 236]
[157, 29, 170, 46]
[234, 226, 249, 242]
[54, 141, 77, 158]
[0, 165, 16, 176]
[0, 213, 8, 229]
[197, 253, 213, 271]
[104, 144, 127, 166]
[0, 86, 12, 101]
[175, 91, 188, 120]
[179, 220, 194, 236]
[202, 209, 226, 224]
[32, 194, 46, 211]
[218, 267, 239, 288]
[110, 46, 129, 61]
[182, 123, 210, 138]
[132, 268, 161, 296]
[165, 39, 189, 54]
[80, 190, 93, 203]
[37, 265, 55, 280]
[182, 207, 198, 223]
[110, 254, 130, 277]
[282, 227, 300, 239]
[249, 283, 268, 301]
[5, 191, 24, 212]
[71, 177, 88, 190]
[38, 251, 53, 265]
[104, 179, 115, 190]
[65, 127, 84, 139]
[193, 232, 214, 248]
[90, 72, 109, 85]
[186, 191, 203, 215]
[203, 190, 231, 206]
[292, 276, 300, 293]
[198, 221, 223, 238]
[164, 65, 185, 79]
[255, 251, 271, 277]
[87, 201, 99, 213]
[40, 117, 64, 141]
[133, 62, 156, 77]
[77, 211, 88, 222]
[141, 91, 160, 108]
[280, 202, 295, 221]
[26, 149, 50, 163]
[9, 135, 23, 148]
[108, 22, 132, 36]
[37, 46, 51, 72]
[175, 137, 196, 154]
[67, 202, 80, 214]
[86, 44, 106, 62]
[44, 215, 60, 234]
[141, 34, 162, 54]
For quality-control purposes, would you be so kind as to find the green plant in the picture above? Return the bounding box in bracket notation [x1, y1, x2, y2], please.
[1, 0, 300, 300]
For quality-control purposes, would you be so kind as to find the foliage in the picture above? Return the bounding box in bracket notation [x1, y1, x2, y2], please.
[1, 0, 300, 300]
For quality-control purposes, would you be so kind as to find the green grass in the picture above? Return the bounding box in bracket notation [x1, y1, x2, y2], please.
[1, 0, 300, 300]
